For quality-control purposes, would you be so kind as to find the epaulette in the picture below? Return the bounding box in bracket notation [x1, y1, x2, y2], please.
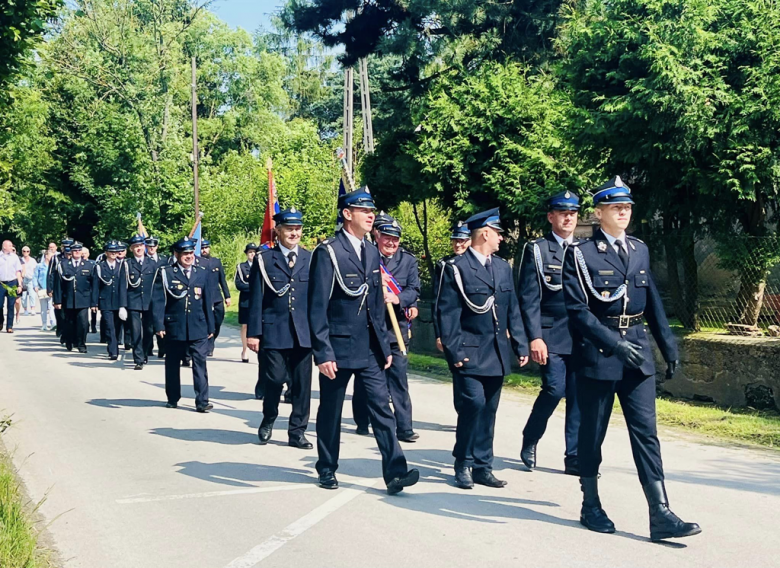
[492, 254, 509, 266]
[400, 247, 416, 259]
[533, 237, 545, 244]
[259, 247, 275, 256]
[627, 235, 645, 244]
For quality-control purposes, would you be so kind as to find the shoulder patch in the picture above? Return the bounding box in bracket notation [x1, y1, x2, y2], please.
[492, 255, 509, 266]
[533, 237, 545, 244]
[627, 235, 645, 244]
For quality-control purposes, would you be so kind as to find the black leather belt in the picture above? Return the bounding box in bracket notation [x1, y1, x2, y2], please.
[602, 313, 644, 329]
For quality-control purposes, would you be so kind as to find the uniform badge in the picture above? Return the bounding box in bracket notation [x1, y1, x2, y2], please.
[291, 207, 297, 213]
[565, 191, 571, 199]
[545, 275, 552, 283]
[615, 175, 624, 187]
[597, 241, 608, 252]
[178, 284, 184, 290]
[602, 291, 611, 298]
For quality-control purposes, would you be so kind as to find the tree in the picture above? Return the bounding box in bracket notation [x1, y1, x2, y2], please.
[0, 0, 61, 101]
[559, 0, 780, 328]
[367, 60, 599, 266]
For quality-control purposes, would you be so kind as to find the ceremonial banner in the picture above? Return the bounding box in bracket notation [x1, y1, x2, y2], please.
[192, 220, 202, 257]
[261, 159, 280, 247]
[336, 178, 347, 229]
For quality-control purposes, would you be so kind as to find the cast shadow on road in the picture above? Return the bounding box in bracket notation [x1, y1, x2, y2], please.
[173, 460, 315, 487]
[151, 427, 259, 445]
[88, 398, 164, 409]
[614, 456, 780, 497]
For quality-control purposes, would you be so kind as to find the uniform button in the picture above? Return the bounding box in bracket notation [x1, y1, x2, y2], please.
[291, 307, 295, 311]
[291, 297, 295, 300]
[605, 281, 609, 285]
[291, 279, 295, 282]
[621, 331, 626, 336]
[599, 348, 604, 353]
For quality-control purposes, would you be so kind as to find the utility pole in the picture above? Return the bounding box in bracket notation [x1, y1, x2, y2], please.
[191, 56, 200, 217]
[358, 57, 374, 154]
[343, 66, 354, 177]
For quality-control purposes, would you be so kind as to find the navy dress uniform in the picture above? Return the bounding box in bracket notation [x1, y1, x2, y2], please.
[308, 187, 418, 494]
[353, 219, 421, 442]
[518, 191, 581, 474]
[199, 239, 231, 356]
[151, 237, 215, 412]
[146, 236, 169, 359]
[436, 208, 529, 489]
[119, 235, 156, 370]
[52, 242, 96, 352]
[91, 240, 124, 360]
[49, 238, 73, 339]
[434, 222, 471, 414]
[248, 209, 314, 449]
[235, 243, 259, 327]
[562, 177, 699, 541]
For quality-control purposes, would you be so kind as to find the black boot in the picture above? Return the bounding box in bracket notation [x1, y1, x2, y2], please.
[580, 477, 615, 534]
[258, 418, 275, 445]
[643, 480, 701, 542]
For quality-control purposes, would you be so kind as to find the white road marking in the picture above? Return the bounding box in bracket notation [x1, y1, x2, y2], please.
[224, 481, 379, 568]
[116, 484, 316, 504]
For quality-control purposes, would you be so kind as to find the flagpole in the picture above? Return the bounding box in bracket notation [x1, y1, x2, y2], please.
[191, 56, 200, 218]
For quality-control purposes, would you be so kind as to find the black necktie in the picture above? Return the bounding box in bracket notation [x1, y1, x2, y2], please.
[360, 241, 366, 271]
[485, 256, 494, 283]
[288, 251, 297, 269]
[615, 239, 629, 270]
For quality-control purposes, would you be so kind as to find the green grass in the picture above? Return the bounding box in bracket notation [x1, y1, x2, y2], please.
[408, 353, 780, 449]
[224, 283, 240, 328]
[0, 420, 52, 568]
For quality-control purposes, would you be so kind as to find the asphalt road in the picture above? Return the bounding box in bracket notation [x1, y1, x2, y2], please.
[1, 316, 779, 568]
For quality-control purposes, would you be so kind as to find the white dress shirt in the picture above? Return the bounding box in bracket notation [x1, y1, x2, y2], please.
[342, 229, 365, 260]
[468, 247, 490, 266]
[178, 263, 192, 279]
[602, 231, 629, 255]
[278, 243, 300, 260]
[551, 231, 574, 247]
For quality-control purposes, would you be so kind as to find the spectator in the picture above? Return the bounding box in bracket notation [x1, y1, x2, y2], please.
[20, 246, 38, 316]
[35, 251, 55, 330]
[0, 240, 23, 332]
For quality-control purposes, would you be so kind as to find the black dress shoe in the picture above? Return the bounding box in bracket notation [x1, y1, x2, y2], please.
[109, 355, 118, 361]
[580, 477, 616, 534]
[207, 350, 214, 357]
[397, 430, 420, 443]
[387, 469, 420, 495]
[520, 441, 537, 470]
[355, 426, 370, 436]
[165, 402, 178, 409]
[134, 364, 144, 371]
[283, 390, 292, 404]
[242, 358, 249, 363]
[319, 470, 338, 490]
[143, 357, 148, 365]
[78, 347, 87, 353]
[181, 359, 191, 367]
[124, 344, 132, 351]
[454, 462, 474, 490]
[196, 403, 213, 413]
[473, 470, 507, 488]
[643, 481, 701, 541]
[288, 435, 313, 449]
[564, 457, 580, 476]
[258, 419, 275, 444]
[65, 345, 73, 351]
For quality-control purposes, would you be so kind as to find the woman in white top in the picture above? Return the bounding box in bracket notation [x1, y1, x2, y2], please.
[20, 246, 38, 315]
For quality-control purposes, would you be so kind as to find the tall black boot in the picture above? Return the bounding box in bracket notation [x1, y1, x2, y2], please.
[579, 476, 615, 533]
[643, 480, 701, 542]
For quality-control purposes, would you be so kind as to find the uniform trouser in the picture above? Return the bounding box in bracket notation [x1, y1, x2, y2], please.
[0, 281, 16, 330]
[64, 308, 89, 349]
[208, 301, 225, 353]
[261, 345, 312, 438]
[101, 310, 122, 357]
[54, 306, 63, 337]
[90, 309, 98, 332]
[577, 371, 664, 486]
[156, 334, 166, 357]
[165, 337, 210, 408]
[522, 353, 580, 459]
[316, 357, 408, 484]
[99, 310, 107, 343]
[353, 343, 413, 435]
[129, 309, 154, 365]
[120, 318, 131, 348]
[452, 371, 503, 472]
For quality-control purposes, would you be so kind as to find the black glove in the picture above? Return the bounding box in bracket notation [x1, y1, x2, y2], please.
[612, 340, 645, 369]
[665, 360, 679, 381]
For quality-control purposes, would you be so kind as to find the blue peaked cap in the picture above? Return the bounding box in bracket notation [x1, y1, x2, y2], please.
[593, 176, 635, 205]
[128, 234, 146, 246]
[173, 237, 197, 253]
[465, 207, 503, 232]
[376, 219, 402, 237]
[548, 191, 581, 211]
[338, 186, 376, 210]
[450, 221, 470, 240]
[273, 207, 303, 226]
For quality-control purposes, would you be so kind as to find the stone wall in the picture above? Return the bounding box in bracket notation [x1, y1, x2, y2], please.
[415, 300, 780, 410]
[654, 333, 780, 411]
